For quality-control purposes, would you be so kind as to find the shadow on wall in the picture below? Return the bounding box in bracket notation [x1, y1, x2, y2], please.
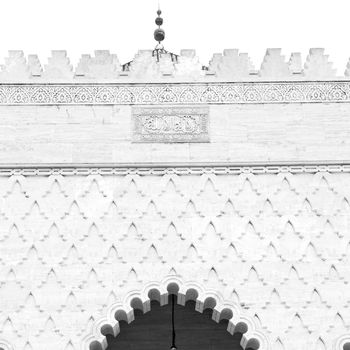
[104, 296, 254, 350]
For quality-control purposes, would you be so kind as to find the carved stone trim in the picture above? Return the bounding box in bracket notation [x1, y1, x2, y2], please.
[0, 81, 349, 105]
[0, 163, 350, 176]
[132, 106, 209, 143]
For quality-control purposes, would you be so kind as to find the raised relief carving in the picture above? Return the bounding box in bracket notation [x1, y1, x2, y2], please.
[1, 82, 350, 105]
[132, 106, 209, 142]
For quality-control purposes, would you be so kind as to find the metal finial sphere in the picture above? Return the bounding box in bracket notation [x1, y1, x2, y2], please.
[157, 9, 161, 15]
[155, 16, 163, 26]
[154, 28, 165, 42]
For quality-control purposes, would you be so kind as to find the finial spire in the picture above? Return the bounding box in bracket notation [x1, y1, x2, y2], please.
[154, 6, 165, 47]
[152, 5, 178, 63]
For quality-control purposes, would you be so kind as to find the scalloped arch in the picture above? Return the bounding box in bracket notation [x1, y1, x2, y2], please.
[0, 339, 14, 350]
[334, 335, 350, 350]
[80, 277, 271, 350]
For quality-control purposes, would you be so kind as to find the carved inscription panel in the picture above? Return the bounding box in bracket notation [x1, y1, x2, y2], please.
[132, 106, 209, 142]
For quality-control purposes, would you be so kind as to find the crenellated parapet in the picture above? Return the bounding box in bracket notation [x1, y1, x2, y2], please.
[0, 48, 349, 82]
[76, 50, 121, 79]
[208, 49, 253, 79]
[0, 48, 349, 105]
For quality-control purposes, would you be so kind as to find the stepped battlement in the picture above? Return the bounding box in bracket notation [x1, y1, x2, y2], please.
[0, 48, 348, 82]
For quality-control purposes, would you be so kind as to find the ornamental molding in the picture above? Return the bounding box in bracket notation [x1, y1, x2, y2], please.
[0, 163, 350, 176]
[0, 81, 350, 105]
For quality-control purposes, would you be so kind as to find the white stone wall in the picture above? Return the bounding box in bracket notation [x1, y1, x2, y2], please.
[0, 103, 349, 164]
[0, 170, 349, 350]
[0, 52, 349, 350]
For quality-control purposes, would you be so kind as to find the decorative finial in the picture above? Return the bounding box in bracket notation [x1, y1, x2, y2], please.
[157, 1, 161, 17]
[152, 5, 178, 63]
[154, 6, 165, 45]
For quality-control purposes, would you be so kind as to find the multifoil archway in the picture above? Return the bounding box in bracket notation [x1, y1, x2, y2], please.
[81, 278, 270, 350]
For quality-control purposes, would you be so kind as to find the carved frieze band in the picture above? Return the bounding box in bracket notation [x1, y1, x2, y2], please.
[0, 81, 350, 105]
[0, 163, 350, 176]
[132, 106, 209, 143]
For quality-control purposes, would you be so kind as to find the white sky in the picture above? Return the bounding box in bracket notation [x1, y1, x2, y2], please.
[0, 0, 349, 74]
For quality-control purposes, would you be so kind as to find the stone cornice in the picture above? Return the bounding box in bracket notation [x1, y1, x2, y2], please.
[1, 162, 350, 176]
[0, 81, 350, 105]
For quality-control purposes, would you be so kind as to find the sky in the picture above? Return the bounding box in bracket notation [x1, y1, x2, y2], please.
[0, 0, 349, 74]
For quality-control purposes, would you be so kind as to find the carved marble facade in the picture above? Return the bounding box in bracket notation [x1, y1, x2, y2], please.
[0, 48, 350, 350]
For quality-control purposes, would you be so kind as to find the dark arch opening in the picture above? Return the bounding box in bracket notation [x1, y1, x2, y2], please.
[104, 295, 258, 350]
[343, 342, 350, 350]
